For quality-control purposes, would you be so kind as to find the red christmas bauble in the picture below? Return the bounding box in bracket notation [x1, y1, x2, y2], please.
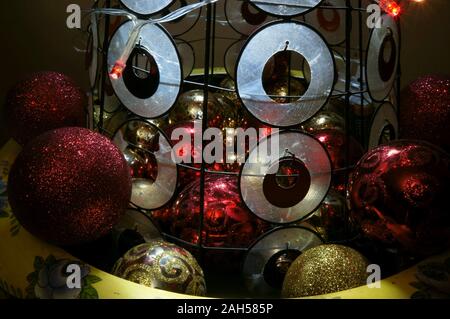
[348, 140, 450, 257]
[153, 175, 269, 270]
[313, 129, 364, 193]
[166, 175, 267, 247]
[165, 120, 202, 188]
[400, 75, 450, 152]
[5, 72, 87, 145]
[8, 127, 132, 246]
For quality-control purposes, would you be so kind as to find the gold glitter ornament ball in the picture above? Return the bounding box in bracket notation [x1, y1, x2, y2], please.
[282, 244, 369, 298]
[112, 240, 206, 296]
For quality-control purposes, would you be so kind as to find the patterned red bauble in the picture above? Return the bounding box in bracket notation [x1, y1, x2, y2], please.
[348, 140, 450, 257]
[164, 175, 267, 247]
[313, 129, 365, 193]
[5, 72, 87, 145]
[8, 127, 132, 246]
[153, 175, 269, 271]
[400, 75, 450, 152]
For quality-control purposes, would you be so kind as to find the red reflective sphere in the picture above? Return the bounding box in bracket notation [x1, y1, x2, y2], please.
[313, 129, 365, 192]
[348, 140, 450, 257]
[152, 175, 270, 271]
[163, 175, 268, 248]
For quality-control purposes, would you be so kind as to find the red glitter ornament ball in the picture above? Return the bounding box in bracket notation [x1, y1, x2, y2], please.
[8, 127, 132, 246]
[313, 129, 365, 193]
[348, 140, 450, 257]
[5, 72, 87, 145]
[400, 75, 450, 152]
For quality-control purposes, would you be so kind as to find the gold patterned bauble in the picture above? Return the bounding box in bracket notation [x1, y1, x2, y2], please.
[301, 189, 350, 242]
[168, 90, 208, 126]
[169, 89, 247, 131]
[219, 76, 241, 108]
[112, 240, 206, 296]
[281, 244, 369, 298]
[123, 120, 160, 150]
[264, 77, 307, 104]
[300, 111, 346, 134]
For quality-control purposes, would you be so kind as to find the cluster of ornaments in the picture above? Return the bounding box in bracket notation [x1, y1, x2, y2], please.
[2, 0, 450, 299]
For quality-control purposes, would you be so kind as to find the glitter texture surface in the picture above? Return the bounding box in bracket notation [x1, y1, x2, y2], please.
[281, 244, 369, 298]
[400, 75, 450, 152]
[8, 127, 132, 246]
[5, 71, 87, 145]
[112, 240, 206, 296]
[348, 140, 450, 257]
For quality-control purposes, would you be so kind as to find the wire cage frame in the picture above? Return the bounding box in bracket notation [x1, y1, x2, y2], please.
[86, 0, 402, 294]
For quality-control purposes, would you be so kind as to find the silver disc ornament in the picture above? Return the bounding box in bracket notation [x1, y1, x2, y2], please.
[305, 0, 346, 45]
[113, 119, 177, 210]
[242, 227, 323, 296]
[249, 0, 323, 17]
[368, 102, 398, 149]
[224, 40, 246, 79]
[108, 20, 182, 118]
[366, 14, 400, 102]
[240, 130, 332, 224]
[159, 0, 202, 36]
[236, 21, 334, 127]
[225, 0, 270, 35]
[176, 39, 195, 79]
[120, 0, 173, 16]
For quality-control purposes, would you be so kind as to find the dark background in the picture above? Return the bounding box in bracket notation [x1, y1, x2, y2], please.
[0, 0, 449, 147]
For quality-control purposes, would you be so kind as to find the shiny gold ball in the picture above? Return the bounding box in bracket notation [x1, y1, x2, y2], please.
[265, 77, 307, 104]
[168, 89, 209, 125]
[301, 111, 346, 134]
[301, 189, 350, 242]
[282, 244, 369, 298]
[112, 240, 206, 296]
[169, 89, 246, 131]
[123, 121, 160, 150]
[147, 116, 169, 130]
[219, 76, 241, 108]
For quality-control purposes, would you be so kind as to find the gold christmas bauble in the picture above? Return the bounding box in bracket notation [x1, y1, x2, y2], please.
[301, 111, 346, 134]
[168, 89, 209, 125]
[265, 77, 307, 104]
[123, 120, 160, 150]
[169, 89, 246, 131]
[301, 189, 350, 242]
[220, 76, 241, 108]
[112, 240, 206, 296]
[282, 244, 369, 298]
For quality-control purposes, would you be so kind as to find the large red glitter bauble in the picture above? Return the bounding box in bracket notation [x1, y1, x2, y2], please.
[313, 129, 365, 193]
[400, 75, 450, 152]
[8, 127, 132, 246]
[348, 140, 450, 257]
[5, 72, 87, 145]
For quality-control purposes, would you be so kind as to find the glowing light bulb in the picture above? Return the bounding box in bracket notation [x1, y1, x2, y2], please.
[379, 0, 402, 17]
[109, 60, 126, 80]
